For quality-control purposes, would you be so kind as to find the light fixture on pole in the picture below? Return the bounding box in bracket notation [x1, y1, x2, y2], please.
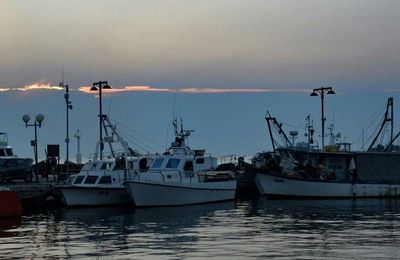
[22, 114, 45, 167]
[90, 81, 111, 160]
[309, 87, 336, 149]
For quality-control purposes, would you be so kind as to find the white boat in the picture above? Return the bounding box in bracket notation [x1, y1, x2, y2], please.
[255, 99, 400, 198]
[57, 116, 153, 206]
[123, 120, 237, 207]
[256, 169, 400, 198]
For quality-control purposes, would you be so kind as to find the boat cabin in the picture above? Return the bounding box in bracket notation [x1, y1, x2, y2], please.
[149, 155, 217, 172]
[80, 156, 151, 173]
[65, 156, 152, 186]
[0, 133, 14, 158]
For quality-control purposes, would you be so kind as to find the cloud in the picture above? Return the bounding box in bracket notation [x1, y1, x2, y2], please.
[79, 85, 310, 94]
[1, 83, 311, 95]
[0, 83, 63, 92]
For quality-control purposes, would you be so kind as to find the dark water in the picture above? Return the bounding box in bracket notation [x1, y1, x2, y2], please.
[1, 198, 400, 259]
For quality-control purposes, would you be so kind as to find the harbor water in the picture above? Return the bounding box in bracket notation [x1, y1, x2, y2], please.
[1, 198, 400, 259]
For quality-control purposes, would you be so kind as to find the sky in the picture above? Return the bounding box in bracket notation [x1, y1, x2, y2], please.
[0, 0, 400, 162]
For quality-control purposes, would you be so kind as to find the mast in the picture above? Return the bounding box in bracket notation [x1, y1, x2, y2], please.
[265, 111, 292, 150]
[265, 111, 276, 152]
[368, 97, 394, 151]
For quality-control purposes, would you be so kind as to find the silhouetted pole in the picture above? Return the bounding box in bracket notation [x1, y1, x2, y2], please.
[22, 114, 45, 181]
[61, 81, 73, 172]
[310, 87, 335, 149]
[90, 81, 111, 160]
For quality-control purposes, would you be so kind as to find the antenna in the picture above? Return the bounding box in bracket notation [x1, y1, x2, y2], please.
[107, 100, 112, 116]
[61, 66, 73, 172]
[74, 130, 82, 164]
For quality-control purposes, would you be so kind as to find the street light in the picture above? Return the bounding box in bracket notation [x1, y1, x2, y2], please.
[90, 81, 111, 160]
[309, 87, 336, 149]
[22, 114, 45, 165]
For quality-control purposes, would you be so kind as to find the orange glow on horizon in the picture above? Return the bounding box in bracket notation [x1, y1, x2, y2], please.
[78, 85, 309, 94]
[16, 83, 63, 91]
[1, 83, 310, 95]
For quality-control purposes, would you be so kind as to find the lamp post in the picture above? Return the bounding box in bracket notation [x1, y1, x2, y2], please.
[90, 81, 111, 160]
[22, 114, 45, 165]
[61, 81, 73, 172]
[310, 87, 336, 149]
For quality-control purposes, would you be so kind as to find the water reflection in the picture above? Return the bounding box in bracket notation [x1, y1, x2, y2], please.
[0, 199, 399, 259]
[0, 217, 21, 238]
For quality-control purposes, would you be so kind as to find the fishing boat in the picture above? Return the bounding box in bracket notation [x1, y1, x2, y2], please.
[123, 119, 237, 207]
[0, 186, 22, 218]
[255, 97, 400, 198]
[57, 116, 153, 206]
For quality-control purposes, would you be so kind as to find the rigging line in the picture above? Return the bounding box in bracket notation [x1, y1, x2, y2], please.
[108, 124, 151, 153]
[347, 103, 386, 137]
[116, 126, 157, 153]
[281, 123, 304, 130]
[348, 105, 386, 144]
[362, 116, 385, 148]
[352, 115, 383, 144]
[118, 127, 158, 153]
[109, 118, 164, 148]
[117, 126, 160, 153]
[110, 118, 164, 148]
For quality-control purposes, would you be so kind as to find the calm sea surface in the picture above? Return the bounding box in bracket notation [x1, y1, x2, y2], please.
[1, 197, 400, 259]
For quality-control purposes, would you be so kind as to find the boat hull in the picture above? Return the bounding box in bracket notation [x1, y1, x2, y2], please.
[255, 173, 400, 198]
[0, 188, 22, 217]
[57, 186, 131, 207]
[124, 180, 237, 207]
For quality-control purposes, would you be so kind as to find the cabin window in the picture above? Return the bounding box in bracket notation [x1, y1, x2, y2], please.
[196, 158, 205, 164]
[100, 163, 113, 170]
[84, 175, 98, 184]
[166, 159, 180, 168]
[0, 150, 5, 156]
[66, 176, 76, 185]
[99, 176, 112, 184]
[5, 148, 13, 156]
[183, 161, 194, 171]
[152, 159, 164, 168]
[73, 176, 85, 184]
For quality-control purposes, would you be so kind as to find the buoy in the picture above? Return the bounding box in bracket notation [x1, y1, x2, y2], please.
[0, 187, 23, 218]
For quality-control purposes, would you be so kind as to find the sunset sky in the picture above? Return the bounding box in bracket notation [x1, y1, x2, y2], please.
[1, 1, 400, 161]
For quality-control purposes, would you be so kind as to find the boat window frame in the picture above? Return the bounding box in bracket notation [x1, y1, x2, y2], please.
[5, 148, 13, 156]
[98, 175, 112, 184]
[196, 158, 205, 164]
[166, 158, 181, 169]
[73, 175, 85, 184]
[100, 162, 113, 171]
[0, 149, 5, 156]
[84, 175, 99, 184]
[66, 175, 76, 185]
[183, 160, 194, 171]
[151, 158, 165, 169]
